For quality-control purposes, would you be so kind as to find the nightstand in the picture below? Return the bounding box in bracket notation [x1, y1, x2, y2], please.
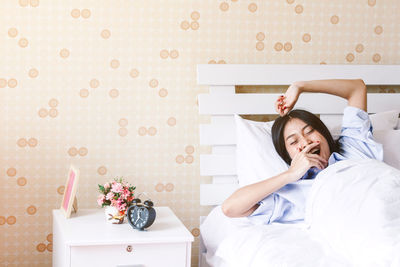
[53, 207, 194, 267]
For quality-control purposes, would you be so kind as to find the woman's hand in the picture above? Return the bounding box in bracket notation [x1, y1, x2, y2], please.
[286, 142, 328, 182]
[275, 82, 302, 116]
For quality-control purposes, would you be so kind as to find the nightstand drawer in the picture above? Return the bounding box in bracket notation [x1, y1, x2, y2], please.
[71, 243, 188, 267]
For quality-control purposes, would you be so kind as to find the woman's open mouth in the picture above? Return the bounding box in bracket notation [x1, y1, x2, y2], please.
[310, 147, 320, 155]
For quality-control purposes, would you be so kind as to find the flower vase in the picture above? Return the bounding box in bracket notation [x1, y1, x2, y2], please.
[105, 206, 125, 224]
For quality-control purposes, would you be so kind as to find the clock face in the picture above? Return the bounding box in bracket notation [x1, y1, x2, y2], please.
[129, 206, 149, 230]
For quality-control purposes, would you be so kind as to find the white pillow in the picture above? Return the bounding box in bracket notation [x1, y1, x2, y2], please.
[326, 109, 399, 138]
[235, 110, 399, 187]
[374, 129, 400, 170]
[235, 115, 288, 187]
[370, 109, 399, 131]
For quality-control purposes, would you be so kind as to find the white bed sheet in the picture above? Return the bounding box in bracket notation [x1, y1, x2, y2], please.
[200, 159, 400, 267]
[201, 210, 351, 267]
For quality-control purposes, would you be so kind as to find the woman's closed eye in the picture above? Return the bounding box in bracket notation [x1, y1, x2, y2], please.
[289, 140, 298, 145]
[305, 128, 314, 134]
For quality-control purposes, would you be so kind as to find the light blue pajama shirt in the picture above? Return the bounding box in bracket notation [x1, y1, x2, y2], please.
[250, 106, 384, 224]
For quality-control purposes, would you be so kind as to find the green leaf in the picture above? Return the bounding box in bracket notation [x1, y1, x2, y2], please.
[98, 184, 105, 193]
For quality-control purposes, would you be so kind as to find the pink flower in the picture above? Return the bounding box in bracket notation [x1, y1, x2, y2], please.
[106, 192, 114, 200]
[97, 195, 105, 206]
[111, 183, 123, 193]
[121, 189, 130, 199]
[110, 199, 118, 207]
[104, 183, 110, 189]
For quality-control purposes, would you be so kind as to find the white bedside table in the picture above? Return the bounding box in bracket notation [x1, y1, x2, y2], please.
[53, 207, 194, 267]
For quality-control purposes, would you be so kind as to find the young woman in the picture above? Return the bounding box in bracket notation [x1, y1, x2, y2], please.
[221, 79, 383, 223]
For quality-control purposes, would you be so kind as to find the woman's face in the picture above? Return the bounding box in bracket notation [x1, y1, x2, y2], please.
[283, 118, 331, 162]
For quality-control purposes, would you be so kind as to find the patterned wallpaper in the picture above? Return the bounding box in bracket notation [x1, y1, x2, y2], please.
[1, 0, 399, 266]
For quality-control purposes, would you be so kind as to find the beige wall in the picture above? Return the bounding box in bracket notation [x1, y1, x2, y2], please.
[0, 0, 399, 266]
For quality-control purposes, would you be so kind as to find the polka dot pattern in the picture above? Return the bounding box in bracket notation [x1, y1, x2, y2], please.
[355, 44, 364, 53]
[148, 127, 157, 136]
[372, 53, 381, 63]
[185, 145, 195, 154]
[101, 29, 111, 39]
[284, 42, 293, 52]
[97, 166, 107, 175]
[248, 3, 257, 13]
[294, 5, 303, 14]
[71, 8, 91, 19]
[149, 79, 158, 88]
[17, 138, 27, 147]
[181, 11, 200, 31]
[0, 78, 7, 88]
[175, 155, 184, 164]
[129, 68, 140, 78]
[27, 205, 37, 215]
[302, 33, 311, 43]
[7, 168, 17, 177]
[8, 78, 18, 88]
[220, 2, 229, 12]
[19, 38, 29, 48]
[19, 0, 29, 7]
[47, 234, 53, 243]
[155, 183, 175, 192]
[176, 146, 195, 165]
[167, 117, 176, 126]
[118, 127, 128, 137]
[109, 88, 119, 98]
[36, 243, 46, 252]
[29, 68, 39, 78]
[90, 79, 100, 88]
[8, 28, 18, 38]
[80, 88, 89, 98]
[208, 59, 226, 64]
[160, 50, 179, 59]
[1, 2, 400, 266]
[110, 59, 120, 69]
[38, 99, 59, 118]
[138, 126, 157, 136]
[7, 216, 16, 225]
[330, 15, 339, 24]
[346, 53, 355, 62]
[274, 42, 283, 51]
[158, 88, 168, 97]
[78, 147, 88, 156]
[17, 177, 27, 186]
[57, 186, 65, 195]
[60, 48, 70, 58]
[374, 25, 383, 35]
[68, 147, 88, 157]
[165, 183, 174, 192]
[191, 228, 200, 237]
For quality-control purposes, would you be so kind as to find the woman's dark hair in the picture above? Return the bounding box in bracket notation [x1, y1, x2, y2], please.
[271, 109, 339, 165]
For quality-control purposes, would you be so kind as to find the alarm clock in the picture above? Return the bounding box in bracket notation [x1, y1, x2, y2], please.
[126, 198, 156, 231]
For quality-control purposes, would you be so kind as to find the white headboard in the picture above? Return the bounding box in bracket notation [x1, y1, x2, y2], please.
[197, 64, 400, 206]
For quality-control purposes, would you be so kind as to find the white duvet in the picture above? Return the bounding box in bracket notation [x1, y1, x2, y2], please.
[201, 159, 400, 267]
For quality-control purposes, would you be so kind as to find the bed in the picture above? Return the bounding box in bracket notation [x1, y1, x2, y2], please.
[196, 64, 400, 267]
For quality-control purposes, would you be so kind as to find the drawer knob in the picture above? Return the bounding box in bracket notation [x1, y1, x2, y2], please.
[126, 245, 133, 252]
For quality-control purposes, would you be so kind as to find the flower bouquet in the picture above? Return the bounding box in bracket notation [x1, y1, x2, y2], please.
[97, 178, 136, 224]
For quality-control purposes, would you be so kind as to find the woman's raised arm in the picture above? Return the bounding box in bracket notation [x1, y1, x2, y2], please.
[276, 79, 367, 116]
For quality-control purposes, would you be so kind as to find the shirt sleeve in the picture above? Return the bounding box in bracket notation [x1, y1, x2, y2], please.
[249, 194, 276, 224]
[335, 106, 383, 161]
